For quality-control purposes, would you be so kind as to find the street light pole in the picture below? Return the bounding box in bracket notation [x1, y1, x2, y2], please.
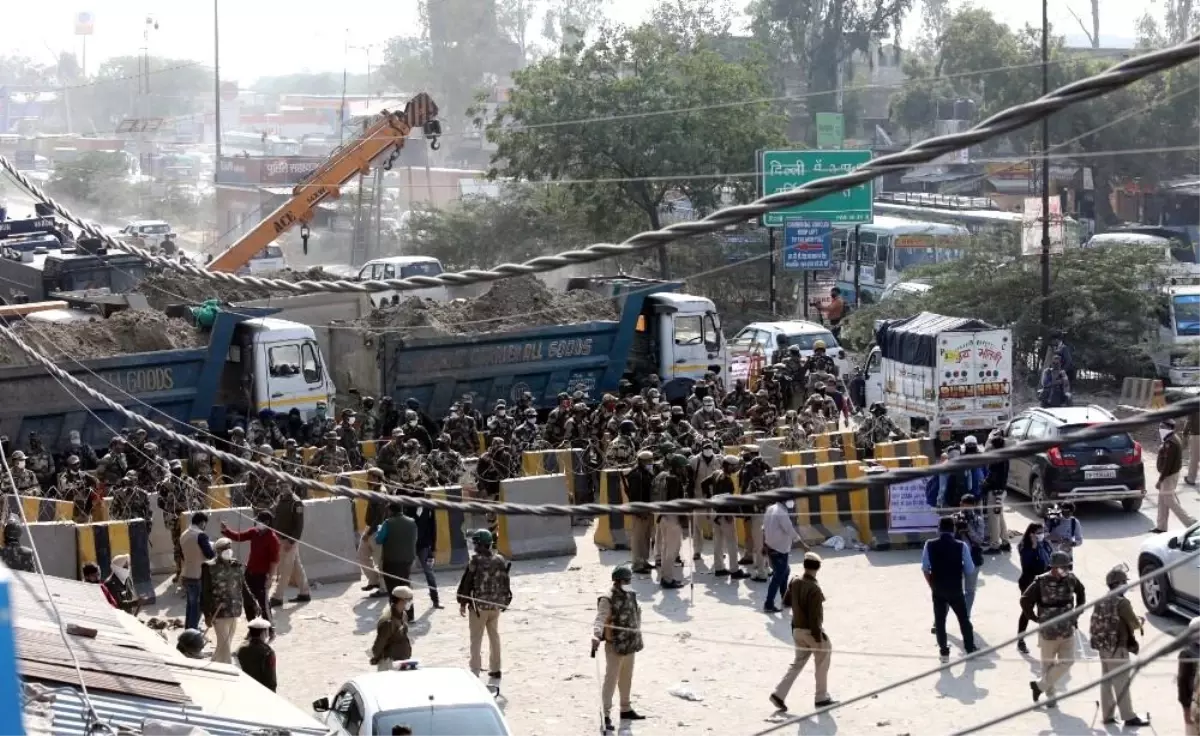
[213, 0, 222, 182]
[1040, 0, 1052, 344]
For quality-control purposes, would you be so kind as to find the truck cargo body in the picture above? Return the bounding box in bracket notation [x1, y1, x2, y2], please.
[0, 308, 335, 449]
[865, 312, 1013, 443]
[320, 277, 728, 418]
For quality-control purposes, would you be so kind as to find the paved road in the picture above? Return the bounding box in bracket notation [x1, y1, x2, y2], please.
[146, 450, 1200, 736]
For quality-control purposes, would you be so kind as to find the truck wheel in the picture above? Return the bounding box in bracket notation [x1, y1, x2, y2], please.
[1030, 477, 1049, 516]
[1121, 498, 1143, 513]
[1138, 559, 1169, 615]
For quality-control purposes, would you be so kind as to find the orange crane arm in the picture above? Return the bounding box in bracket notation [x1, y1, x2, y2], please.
[207, 93, 439, 273]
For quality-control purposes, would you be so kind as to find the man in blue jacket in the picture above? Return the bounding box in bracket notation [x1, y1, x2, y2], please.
[922, 515, 978, 662]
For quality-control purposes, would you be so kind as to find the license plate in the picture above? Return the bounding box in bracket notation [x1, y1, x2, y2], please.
[1084, 469, 1117, 480]
[960, 418, 988, 427]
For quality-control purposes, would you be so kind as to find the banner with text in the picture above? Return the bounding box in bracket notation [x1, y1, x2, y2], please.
[888, 477, 939, 533]
[783, 219, 832, 271]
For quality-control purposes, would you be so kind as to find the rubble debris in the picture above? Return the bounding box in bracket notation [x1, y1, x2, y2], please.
[0, 309, 206, 365]
[132, 267, 341, 311]
[362, 275, 618, 335]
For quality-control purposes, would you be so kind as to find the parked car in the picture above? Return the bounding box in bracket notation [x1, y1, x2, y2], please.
[1137, 522, 1200, 618]
[999, 405, 1146, 514]
[313, 662, 512, 735]
[727, 320, 852, 377]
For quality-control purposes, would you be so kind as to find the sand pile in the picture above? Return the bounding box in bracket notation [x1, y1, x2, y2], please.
[0, 310, 206, 366]
[133, 267, 341, 311]
[363, 275, 618, 335]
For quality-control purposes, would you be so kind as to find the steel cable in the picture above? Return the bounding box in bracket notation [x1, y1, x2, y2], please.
[0, 35, 1195, 296]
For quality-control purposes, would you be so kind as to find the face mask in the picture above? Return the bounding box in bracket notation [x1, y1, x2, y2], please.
[255, 521, 266, 531]
[497, 410, 507, 417]
[15, 461, 24, 470]
[113, 566, 131, 583]
[526, 418, 536, 425]
[1034, 533, 1045, 543]
[785, 500, 795, 510]
[702, 449, 714, 459]
[408, 420, 417, 426]
[316, 410, 326, 419]
[219, 549, 233, 561]
[1159, 428, 1171, 441]
[70, 438, 81, 447]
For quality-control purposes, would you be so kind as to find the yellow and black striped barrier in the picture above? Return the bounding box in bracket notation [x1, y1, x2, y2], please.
[872, 438, 935, 462]
[4, 495, 74, 522]
[865, 456, 933, 550]
[811, 430, 858, 461]
[779, 447, 842, 467]
[430, 488, 471, 567]
[775, 461, 869, 546]
[593, 470, 630, 550]
[76, 519, 155, 603]
[520, 448, 596, 505]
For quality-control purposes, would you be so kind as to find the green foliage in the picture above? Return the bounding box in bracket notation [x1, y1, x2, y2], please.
[47, 152, 132, 210]
[840, 243, 1167, 380]
[401, 185, 639, 270]
[480, 22, 786, 275]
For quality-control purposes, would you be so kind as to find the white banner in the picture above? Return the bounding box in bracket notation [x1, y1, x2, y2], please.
[888, 478, 940, 533]
[1021, 196, 1065, 256]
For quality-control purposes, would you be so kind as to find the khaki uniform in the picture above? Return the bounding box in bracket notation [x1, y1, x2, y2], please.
[594, 586, 644, 718]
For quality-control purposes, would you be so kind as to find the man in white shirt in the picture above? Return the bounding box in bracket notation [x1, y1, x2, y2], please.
[763, 497, 808, 613]
[688, 443, 721, 562]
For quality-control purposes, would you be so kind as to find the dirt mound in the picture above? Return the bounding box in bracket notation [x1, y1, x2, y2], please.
[364, 275, 618, 335]
[0, 310, 206, 366]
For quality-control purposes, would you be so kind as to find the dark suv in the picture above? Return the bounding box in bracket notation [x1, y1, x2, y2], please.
[1000, 405, 1146, 514]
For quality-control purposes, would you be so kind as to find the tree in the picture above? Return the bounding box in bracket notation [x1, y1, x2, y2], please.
[1066, 0, 1102, 48]
[541, 0, 609, 47]
[48, 152, 132, 211]
[480, 22, 787, 277]
[748, 0, 912, 141]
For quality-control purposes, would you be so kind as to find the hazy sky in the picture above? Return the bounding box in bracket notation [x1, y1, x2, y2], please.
[7, 0, 1146, 81]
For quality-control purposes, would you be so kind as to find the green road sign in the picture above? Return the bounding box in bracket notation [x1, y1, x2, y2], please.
[815, 113, 844, 149]
[761, 149, 873, 227]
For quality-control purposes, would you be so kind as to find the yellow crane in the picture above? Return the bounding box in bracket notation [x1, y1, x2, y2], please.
[207, 93, 440, 273]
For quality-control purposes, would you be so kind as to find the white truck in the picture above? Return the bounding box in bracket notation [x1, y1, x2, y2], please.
[863, 312, 1014, 446]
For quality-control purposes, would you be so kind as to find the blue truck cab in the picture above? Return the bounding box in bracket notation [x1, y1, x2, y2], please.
[0, 307, 336, 450]
[371, 276, 727, 417]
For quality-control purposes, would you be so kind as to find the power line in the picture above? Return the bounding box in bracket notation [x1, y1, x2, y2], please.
[2, 35, 1195, 296]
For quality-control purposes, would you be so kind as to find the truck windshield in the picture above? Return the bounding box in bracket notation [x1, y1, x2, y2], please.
[1174, 294, 1200, 336]
[374, 705, 508, 736]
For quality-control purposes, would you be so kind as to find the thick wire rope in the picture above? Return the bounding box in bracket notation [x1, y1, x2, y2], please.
[1, 35, 1195, 296]
[0, 444, 118, 735]
[1, 310, 1195, 516]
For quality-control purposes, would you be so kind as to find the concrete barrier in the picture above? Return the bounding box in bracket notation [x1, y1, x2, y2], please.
[26, 521, 78, 580]
[871, 455, 931, 470]
[1120, 377, 1166, 410]
[496, 475, 577, 561]
[593, 470, 630, 550]
[296, 497, 360, 584]
[311, 470, 369, 499]
[143, 492, 176, 575]
[521, 448, 597, 506]
[774, 461, 869, 546]
[7, 495, 74, 522]
[873, 438, 935, 461]
[76, 519, 155, 603]
[864, 460, 934, 551]
[360, 440, 379, 461]
[757, 437, 785, 467]
[428, 487, 471, 569]
[780, 447, 843, 467]
[812, 430, 858, 461]
[200, 484, 234, 509]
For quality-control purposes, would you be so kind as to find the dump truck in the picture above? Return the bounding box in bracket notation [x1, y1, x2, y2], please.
[0, 305, 336, 448]
[260, 276, 729, 417]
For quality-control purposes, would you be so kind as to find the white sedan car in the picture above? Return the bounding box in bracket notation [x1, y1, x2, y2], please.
[313, 662, 512, 735]
[1137, 522, 1200, 619]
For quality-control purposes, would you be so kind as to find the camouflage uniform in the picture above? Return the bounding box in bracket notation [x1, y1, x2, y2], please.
[0, 541, 35, 572]
[139, 453, 170, 491]
[358, 399, 380, 441]
[639, 428, 671, 463]
[428, 445, 465, 487]
[486, 412, 515, 444]
[457, 549, 513, 612]
[542, 406, 571, 447]
[722, 387, 755, 418]
[25, 438, 56, 493]
[780, 422, 810, 452]
[3, 463, 39, 497]
[202, 557, 245, 620]
[243, 465, 281, 510]
[189, 444, 214, 484]
[475, 444, 514, 499]
[747, 399, 778, 433]
[444, 413, 479, 456]
[717, 418, 744, 447]
[109, 474, 153, 522]
[855, 413, 907, 456]
[159, 470, 202, 575]
[604, 435, 639, 467]
[510, 420, 543, 455]
[375, 437, 404, 478]
[599, 584, 644, 656]
[248, 418, 286, 449]
[56, 468, 97, 522]
[808, 353, 838, 378]
[396, 449, 430, 487]
[310, 441, 350, 474]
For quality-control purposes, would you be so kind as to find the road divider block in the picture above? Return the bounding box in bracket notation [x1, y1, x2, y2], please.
[297, 497, 359, 584]
[496, 474, 577, 561]
[75, 519, 155, 604]
[780, 447, 842, 467]
[6, 495, 74, 523]
[774, 461, 868, 546]
[757, 437, 785, 467]
[870, 455, 931, 470]
[26, 521, 78, 580]
[872, 438, 935, 461]
[812, 430, 858, 461]
[1119, 377, 1166, 411]
[427, 487, 471, 569]
[593, 470, 629, 550]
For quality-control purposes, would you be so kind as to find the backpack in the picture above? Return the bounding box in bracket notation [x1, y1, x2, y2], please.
[924, 475, 940, 508]
[1089, 596, 1123, 652]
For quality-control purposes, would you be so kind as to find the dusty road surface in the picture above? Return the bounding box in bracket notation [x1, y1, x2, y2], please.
[146, 456, 1200, 736]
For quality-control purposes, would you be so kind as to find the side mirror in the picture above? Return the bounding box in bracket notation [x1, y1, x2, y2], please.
[313, 697, 330, 712]
[1167, 536, 1181, 549]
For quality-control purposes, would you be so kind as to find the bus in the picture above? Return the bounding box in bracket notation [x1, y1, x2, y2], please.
[831, 216, 969, 302]
[874, 192, 1085, 248]
[222, 131, 301, 157]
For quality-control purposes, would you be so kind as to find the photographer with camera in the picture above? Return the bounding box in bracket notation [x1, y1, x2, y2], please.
[1044, 502, 1083, 561]
[955, 495, 987, 614]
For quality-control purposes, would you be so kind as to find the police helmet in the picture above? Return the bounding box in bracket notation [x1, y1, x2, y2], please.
[869, 402, 887, 417]
[612, 566, 633, 583]
[3, 517, 22, 543]
[324, 430, 338, 440]
[472, 529, 494, 547]
[619, 419, 636, 435]
[813, 339, 827, 350]
[176, 629, 206, 657]
[636, 450, 654, 462]
[788, 345, 801, 355]
[1105, 564, 1129, 588]
[9, 451, 25, 461]
[524, 408, 537, 418]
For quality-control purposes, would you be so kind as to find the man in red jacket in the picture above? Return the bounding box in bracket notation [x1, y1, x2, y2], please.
[221, 510, 281, 637]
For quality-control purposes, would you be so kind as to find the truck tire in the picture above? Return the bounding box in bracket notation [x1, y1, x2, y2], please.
[1121, 498, 1144, 513]
[1138, 559, 1170, 615]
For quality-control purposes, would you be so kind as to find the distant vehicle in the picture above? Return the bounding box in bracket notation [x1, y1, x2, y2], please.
[0, 237, 149, 304]
[313, 663, 512, 736]
[1085, 227, 1200, 279]
[728, 321, 851, 377]
[241, 244, 288, 275]
[1137, 522, 1199, 619]
[873, 192, 1085, 249]
[1151, 283, 1200, 386]
[119, 220, 173, 243]
[831, 216, 968, 302]
[879, 280, 932, 302]
[356, 255, 449, 307]
[999, 405, 1146, 514]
